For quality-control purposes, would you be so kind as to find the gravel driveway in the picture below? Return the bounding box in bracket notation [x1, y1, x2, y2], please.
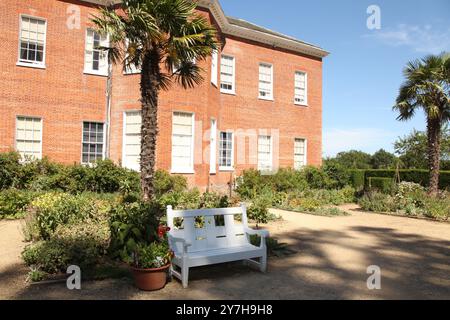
[1, 205, 449, 300]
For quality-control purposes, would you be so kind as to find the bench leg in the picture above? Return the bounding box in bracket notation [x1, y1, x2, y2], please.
[182, 265, 189, 289]
[260, 253, 267, 273]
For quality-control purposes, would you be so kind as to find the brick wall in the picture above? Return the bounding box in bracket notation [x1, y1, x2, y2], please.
[0, 1, 323, 191]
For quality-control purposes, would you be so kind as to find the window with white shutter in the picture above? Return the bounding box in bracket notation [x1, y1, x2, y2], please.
[123, 111, 142, 171]
[172, 112, 194, 173]
[258, 135, 272, 171]
[16, 116, 42, 160]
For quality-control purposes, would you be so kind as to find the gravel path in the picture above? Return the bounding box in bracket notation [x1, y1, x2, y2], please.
[1, 205, 449, 300]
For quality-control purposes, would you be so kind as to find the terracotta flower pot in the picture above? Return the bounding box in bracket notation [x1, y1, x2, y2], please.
[131, 264, 170, 291]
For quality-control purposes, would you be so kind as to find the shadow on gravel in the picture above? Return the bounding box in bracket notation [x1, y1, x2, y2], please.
[9, 225, 450, 300]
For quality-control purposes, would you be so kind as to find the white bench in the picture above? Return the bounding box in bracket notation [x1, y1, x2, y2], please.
[167, 204, 268, 288]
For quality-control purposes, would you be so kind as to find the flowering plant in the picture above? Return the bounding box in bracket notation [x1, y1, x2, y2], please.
[130, 225, 173, 269]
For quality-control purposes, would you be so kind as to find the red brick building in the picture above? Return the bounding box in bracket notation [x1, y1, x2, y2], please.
[0, 0, 329, 191]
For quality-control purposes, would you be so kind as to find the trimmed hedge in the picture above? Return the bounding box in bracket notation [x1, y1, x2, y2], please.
[349, 170, 365, 191]
[368, 177, 395, 194]
[348, 169, 450, 190]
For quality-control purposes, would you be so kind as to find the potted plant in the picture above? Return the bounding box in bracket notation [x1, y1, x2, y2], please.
[130, 225, 173, 291]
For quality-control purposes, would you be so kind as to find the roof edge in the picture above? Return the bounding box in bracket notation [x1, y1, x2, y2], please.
[197, 0, 329, 58]
[78, 0, 329, 58]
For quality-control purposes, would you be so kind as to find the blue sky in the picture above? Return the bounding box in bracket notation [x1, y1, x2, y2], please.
[220, 0, 450, 157]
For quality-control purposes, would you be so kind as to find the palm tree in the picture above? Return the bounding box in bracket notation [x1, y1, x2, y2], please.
[394, 53, 450, 195]
[92, 0, 218, 201]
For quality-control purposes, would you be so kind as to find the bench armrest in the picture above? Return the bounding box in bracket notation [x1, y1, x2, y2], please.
[244, 227, 269, 238]
[168, 235, 192, 254]
[245, 228, 269, 249]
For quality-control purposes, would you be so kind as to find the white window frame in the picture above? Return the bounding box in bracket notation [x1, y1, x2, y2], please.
[294, 71, 308, 106]
[219, 131, 234, 171]
[258, 63, 274, 100]
[17, 15, 47, 69]
[220, 55, 236, 95]
[209, 119, 217, 174]
[294, 138, 308, 169]
[171, 112, 195, 174]
[211, 50, 218, 87]
[84, 28, 109, 76]
[81, 121, 106, 164]
[15, 116, 43, 161]
[122, 110, 142, 171]
[257, 135, 273, 172]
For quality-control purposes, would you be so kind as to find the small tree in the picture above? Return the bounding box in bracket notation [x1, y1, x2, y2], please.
[92, 0, 218, 201]
[394, 53, 450, 195]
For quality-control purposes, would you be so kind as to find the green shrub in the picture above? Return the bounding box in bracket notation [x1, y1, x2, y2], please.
[22, 218, 111, 274]
[154, 170, 187, 197]
[301, 166, 334, 189]
[247, 196, 271, 228]
[358, 192, 397, 212]
[27, 192, 111, 240]
[0, 189, 38, 219]
[108, 200, 159, 261]
[311, 207, 349, 217]
[271, 168, 308, 193]
[235, 169, 268, 199]
[22, 240, 70, 274]
[423, 196, 449, 220]
[368, 177, 396, 194]
[364, 169, 450, 190]
[199, 192, 229, 209]
[323, 163, 352, 189]
[349, 170, 365, 191]
[0, 152, 21, 189]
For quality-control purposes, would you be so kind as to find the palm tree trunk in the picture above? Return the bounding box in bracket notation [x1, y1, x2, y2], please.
[427, 118, 441, 195]
[140, 50, 160, 201]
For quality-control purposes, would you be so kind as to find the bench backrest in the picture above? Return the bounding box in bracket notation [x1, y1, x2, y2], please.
[167, 204, 250, 253]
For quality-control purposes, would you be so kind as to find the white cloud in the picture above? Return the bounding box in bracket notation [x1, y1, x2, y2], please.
[323, 128, 394, 157]
[364, 24, 450, 54]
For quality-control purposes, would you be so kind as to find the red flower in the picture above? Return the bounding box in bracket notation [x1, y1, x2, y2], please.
[157, 225, 171, 239]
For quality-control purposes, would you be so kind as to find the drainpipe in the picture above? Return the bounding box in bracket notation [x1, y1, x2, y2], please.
[105, 58, 112, 159]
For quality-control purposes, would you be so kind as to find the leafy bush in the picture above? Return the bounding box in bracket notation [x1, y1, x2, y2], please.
[235, 169, 268, 199]
[22, 218, 111, 274]
[349, 170, 365, 191]
[423, 195, 450, 220]
[358, 192, 398, 213]
[108, 200, 159, 261]
[0, 152, 22, 189]
[27, 192, 111, 240]
[22, 240, 70, 274]
[323, 163, 352, 189]
[0, 189, 38, 219]
[364, 169, 450, 190]
[247, 196, 271, 228]
[154, 170, 187, 198]
[368, 177, 396, 194]
[301, 166, 334, 189]
[0, 155, 141, 194]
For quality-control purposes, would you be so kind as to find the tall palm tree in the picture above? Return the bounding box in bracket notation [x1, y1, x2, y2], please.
[394, 52, 450, 195]
[92, 0, 218, 201]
